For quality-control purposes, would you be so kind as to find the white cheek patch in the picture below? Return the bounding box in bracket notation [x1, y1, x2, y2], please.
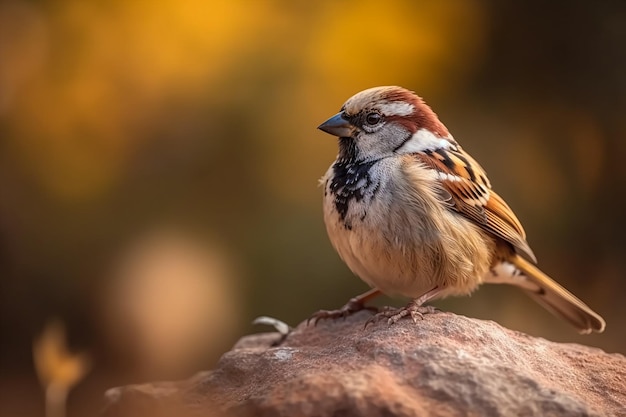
[396, 128, 453, 153]
[378, 101, 414, 117]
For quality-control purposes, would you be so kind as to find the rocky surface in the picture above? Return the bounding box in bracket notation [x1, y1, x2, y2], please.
[102, 311, 626, 417]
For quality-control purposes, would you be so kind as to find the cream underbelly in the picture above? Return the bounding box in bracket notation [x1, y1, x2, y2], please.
[324, 205, 496, 300]
[328, 221, 442, 298]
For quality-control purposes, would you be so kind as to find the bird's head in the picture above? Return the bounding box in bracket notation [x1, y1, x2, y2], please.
[318, 86, 455, 162]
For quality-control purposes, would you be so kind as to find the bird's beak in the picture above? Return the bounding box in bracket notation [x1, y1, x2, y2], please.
[318, 112, 354, 137]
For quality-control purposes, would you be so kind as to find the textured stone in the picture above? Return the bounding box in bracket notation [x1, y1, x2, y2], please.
[102, 311, 626, 417]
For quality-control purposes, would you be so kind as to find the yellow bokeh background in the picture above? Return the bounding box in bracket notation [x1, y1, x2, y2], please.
[1, 1, 624, 416]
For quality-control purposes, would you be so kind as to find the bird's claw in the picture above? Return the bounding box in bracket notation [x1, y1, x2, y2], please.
[365, 304, 439, 328]
[308, 297, 378, 326]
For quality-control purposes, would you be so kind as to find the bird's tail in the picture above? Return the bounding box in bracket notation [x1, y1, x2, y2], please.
[505, 255, 605, 334]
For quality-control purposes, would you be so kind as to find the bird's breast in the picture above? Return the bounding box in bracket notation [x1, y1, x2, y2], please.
[323, 159, 438, 296]
[322, 157, 494, 298]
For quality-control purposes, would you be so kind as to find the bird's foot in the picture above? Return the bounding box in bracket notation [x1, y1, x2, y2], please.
[308, 297, 378, 326]
[365, 302, 439, 327]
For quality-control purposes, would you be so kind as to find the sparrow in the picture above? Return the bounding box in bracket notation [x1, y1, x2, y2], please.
[310, 86, 605, 334]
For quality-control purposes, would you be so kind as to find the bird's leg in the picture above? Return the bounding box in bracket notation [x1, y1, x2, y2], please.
[365, 286, 443, 327]
[308, 288, 382, 325]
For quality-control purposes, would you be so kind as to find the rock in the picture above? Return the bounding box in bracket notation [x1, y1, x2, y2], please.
[101, 311, 626, 417]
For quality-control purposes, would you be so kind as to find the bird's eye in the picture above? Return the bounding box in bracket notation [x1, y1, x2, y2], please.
[365, 112, 382, 126]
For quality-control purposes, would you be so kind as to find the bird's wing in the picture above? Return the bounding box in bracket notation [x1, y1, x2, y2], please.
[414, 147, 537, 263]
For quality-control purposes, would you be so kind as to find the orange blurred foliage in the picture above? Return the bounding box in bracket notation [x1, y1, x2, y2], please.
[0, 1, 624, 416]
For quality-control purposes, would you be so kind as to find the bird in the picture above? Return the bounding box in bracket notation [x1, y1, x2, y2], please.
[310, 86, 605, 334]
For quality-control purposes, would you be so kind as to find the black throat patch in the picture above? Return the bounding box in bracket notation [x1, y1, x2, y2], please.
[329, 157, 379, 222]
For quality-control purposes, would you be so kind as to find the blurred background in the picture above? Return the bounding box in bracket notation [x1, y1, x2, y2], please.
[1, 0, 625, 415]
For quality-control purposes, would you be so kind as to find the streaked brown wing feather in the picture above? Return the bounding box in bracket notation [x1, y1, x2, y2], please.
[415, 148, 537, 263]
[484, 193, 536, 262]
